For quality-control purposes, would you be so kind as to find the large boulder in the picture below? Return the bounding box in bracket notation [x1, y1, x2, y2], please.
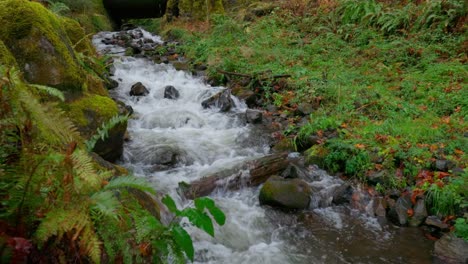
[0, 0, 86, 92]
[434, 233, 468, 264]
[259, 176, 312, 210]
[66, 95, 126, 162]
[201, 89, 234, 112]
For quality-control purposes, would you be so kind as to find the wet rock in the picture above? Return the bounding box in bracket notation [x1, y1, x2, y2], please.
[172, 61, 190, 71]
[164, 85, 180, 99]
[434, 233, 468, 264]
[259, 176, 312, 210]
[281, 163, 310, 180]
[130, 82, 149, 96]
[388, 195, 412, 226]
[425, 216, 449, 230]
[409, 198, 427, 227]
[246, 109, 262, 124]
[201, 89, 234, 112]
[105, 77, 119, 89]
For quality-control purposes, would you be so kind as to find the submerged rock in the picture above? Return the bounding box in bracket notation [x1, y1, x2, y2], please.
[201, 89, 234, 112]
[130, 82, 149, 96]
[164, 85, 180, 99]
[434, 233, 468, 264]
[259, 176, 312, 210]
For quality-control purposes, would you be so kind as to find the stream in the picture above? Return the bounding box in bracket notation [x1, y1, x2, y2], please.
[93, 29, 434, 264]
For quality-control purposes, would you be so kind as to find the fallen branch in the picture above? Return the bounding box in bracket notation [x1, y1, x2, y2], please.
[181, 152, 289, 199]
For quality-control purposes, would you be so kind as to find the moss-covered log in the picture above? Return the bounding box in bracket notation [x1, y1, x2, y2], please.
[183, 152, 289, 199]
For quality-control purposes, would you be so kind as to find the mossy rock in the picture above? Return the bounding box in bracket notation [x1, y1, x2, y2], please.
[0, 0, 86, 91]
[0, 40, 17, 68]
[66, 94, 127, 162]
[259, 176, 312, 210]
[66, 94, 119, 135]
[60, 17, 94, 54]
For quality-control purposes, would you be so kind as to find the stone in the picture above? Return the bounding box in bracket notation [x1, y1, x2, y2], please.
[0, 0, 87, 91]
[425, 216, 449, 230]
[164, 85, 180, 99]
[201, 89, 234, 112]
[105, 77, 119, 89]
[246, 109, 262, 124]
[259, 176, 312, 210]
[435, 159, 449, 171]
[388, 195, 412, 226]
[130, 82, 149, 96]
[409, 198, 427, 227]
[434, 233, 468, 264]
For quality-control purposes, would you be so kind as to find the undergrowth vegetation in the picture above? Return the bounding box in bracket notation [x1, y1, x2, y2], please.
[163, 0, 467, 225]
[0, 66, 225, 262]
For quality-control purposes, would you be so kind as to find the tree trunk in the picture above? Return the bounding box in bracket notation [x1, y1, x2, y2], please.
[182, 152, 289, 199]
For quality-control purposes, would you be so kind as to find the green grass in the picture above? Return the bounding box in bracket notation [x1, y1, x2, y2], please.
[163, 0, 467, 216]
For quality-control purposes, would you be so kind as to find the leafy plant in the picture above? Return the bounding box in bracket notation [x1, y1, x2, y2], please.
[454, 218, 468, 241]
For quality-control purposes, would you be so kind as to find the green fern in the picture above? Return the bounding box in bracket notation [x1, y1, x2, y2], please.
[29, 84, 65, 102]
[103, 176, 155, 194]
[85, 114, 129, 152]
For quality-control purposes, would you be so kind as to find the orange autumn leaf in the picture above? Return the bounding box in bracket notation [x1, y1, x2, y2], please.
[407, 208, 414, 217]
[454, 149, 464, 155]
[355, 143, 366, 149]
[441, 116, 451, 124]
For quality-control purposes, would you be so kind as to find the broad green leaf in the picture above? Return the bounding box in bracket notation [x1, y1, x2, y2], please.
[162, 195, 180, 214]
[207, 206, 226, 226]
[194, 197, 226, 225]
[171, 226, 194, 261]
[181, 208, 214, 237]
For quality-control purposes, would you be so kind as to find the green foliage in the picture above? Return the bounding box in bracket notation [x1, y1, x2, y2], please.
[161, 195, 226, 261]
[0, 66, 226, 262]
[46, 0, 70, 15]
[454, 218, 468, 241]
[85, 114, 129, 152]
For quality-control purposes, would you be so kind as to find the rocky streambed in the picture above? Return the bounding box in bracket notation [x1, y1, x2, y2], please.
[93, 27, 465, 264]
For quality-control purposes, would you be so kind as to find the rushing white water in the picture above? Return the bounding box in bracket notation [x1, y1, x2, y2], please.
[93, 29, 434, 264]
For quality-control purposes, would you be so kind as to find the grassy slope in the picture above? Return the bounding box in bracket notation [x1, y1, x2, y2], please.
[162, 0, 467, 219]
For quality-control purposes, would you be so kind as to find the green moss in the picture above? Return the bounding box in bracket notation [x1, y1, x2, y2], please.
[0, 0, 85, 91]
[60, 17, 93, 53]
[0, 40, 17, 68]
[67, 94, 119, 137]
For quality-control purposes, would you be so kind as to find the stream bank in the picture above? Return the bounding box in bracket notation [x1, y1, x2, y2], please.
[91, 27, 451, 263]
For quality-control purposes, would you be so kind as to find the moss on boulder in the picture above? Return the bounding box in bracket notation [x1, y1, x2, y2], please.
[0, 40, 17, 68]
[67, 94, 119, 136]
[259, 176, 312, 210]
[0, 0, 86, 91]
[60, 16, 93, 54]
[66, 94, 127, 162]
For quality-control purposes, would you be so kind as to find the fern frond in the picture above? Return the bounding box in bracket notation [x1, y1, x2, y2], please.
[104, 176, 155, 194]
[35, 208, 90, 244]
[85, 115, 129, 152]
[90, 190, 121, 220]
[17, 87, 80, 145]
[79, 225, 102, 264]
[72, 149, 105, 191]
[29, 84, 65, 102]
